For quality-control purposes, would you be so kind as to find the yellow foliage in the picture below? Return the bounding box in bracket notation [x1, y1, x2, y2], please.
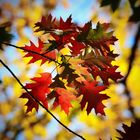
[24, 128, 34, 140]
[33, 124, 47, 137]
[0, 102, 11, 115]
[0, 0, 140, 140]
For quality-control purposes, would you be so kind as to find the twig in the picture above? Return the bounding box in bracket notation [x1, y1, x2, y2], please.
[0, 59, 86, 140]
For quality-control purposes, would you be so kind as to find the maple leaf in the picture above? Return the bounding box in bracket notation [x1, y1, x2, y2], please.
[87, 22, 111, 40]
[49, 74, 65, 88]
[57, 15, 75, 31]
[100, 66, 123, 85]
[91, 36, 118, 55]
[34, 14, 56, 33]
[46, 24, 78, 52]
[84, 51, 112, 69]
[50, 32, 76, 51]
[20, 73, 52, 113]
[78, 81, 108, 114]
[54, 88, 76, 114]
[86, 22, 118, 54]
[35, 15, 76, 35]
[83, 50, 123, 85]
[68, 39, 85, 56]
[20, 92, 39, 113]
[23, 38, 56, 65]
[48, 88, 76, 114]
[117, 118, 140, 140]
[88, 65, 123, 85]
[69, 58, 91, 83]
[59, 60, 79, 85]
[77, 21, 92, 41]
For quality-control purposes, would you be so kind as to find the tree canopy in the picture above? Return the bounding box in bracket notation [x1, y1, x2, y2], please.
[0, 0, 140, 140]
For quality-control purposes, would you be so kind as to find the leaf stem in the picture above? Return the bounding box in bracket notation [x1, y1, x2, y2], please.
[0, 59, 86, 140]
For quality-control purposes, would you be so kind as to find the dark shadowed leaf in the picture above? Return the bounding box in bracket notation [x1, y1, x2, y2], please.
[117, 118, 140, 140]
[101, 0, 121, 12]
[0, 22, 13, 50]
[79, 81, 108, 114]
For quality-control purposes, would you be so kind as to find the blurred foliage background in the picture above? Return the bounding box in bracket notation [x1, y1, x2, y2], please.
[0, 0, 140, 140]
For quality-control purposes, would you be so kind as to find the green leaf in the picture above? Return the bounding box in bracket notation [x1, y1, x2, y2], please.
[87, 22, 112, 40]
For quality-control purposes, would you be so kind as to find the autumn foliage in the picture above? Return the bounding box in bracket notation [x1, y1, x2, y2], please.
[20, 14, 123, 116]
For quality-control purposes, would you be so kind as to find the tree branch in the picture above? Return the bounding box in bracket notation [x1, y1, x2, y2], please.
[120, 23, 140, 117]
[0, 59, 86, 140]
[122, 23, 140, 84]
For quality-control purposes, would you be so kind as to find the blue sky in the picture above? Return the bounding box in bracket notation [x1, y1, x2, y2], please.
[52, 0, 95, 24]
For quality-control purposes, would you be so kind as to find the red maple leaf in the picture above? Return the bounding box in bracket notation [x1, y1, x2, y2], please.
[35, 14, 56, 32]
[20, 93, 39, 113]
[20, 15, 123, 116]
[20, 73, 52, 113]
[51, 32, 76, 51]
[69, 40, 85, 56]
[100, 66, 123, 85]
[77, 21, 92, 41]
[49, 88, 76, 114]
[81, 21, 92, 32]
[57, 15, 76, 31]
[52, 35, 85, 56]
[89, 65, 123, 85]
[79, 81, 109, 115]
[23, 38, 56, 65]
[91, 36, 118, 54]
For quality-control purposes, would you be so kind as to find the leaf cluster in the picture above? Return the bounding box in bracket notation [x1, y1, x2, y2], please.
[20, 15, 123, 115]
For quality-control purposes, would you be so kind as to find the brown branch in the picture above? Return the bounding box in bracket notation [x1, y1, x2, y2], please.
[121, 23, 140, 84]
[0, 59, 86, 140]
[120, 23, 140, 117]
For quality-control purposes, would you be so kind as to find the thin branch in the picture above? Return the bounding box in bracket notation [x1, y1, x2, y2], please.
[51, 63, 60, 75]
[1, 42, 61, 65]
[0, 59, 86, 140]
[120, 23, 140, 117]
[121, 23, 140, 84]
